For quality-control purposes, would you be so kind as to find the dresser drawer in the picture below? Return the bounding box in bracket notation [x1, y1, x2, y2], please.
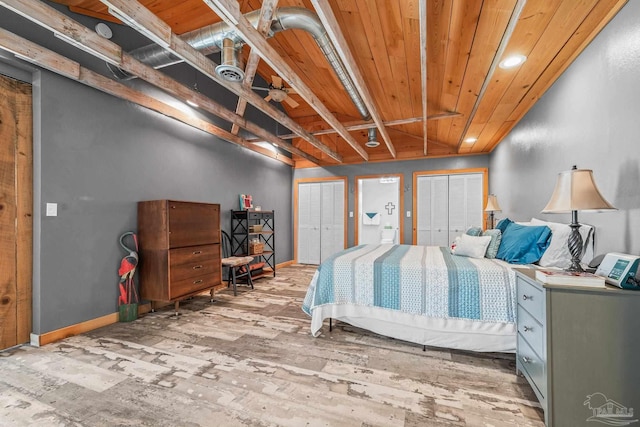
[169, 245, 219, 267]
[517, 333, 546, 402]
[517, 304, 544, 356]
[169, 273, 220, 300]
[167, 201, 220, 247]
[517, 276, 544, 322]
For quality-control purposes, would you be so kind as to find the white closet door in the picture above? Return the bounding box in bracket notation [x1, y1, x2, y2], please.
[417, 175, 448, 246]
[416, 176, 432, 245]
[416, 172, 483, 247]
[448, 175, 467, 244]
[465, 174, 483, 230]
[320, 181, 345, 262]
[297, 183, 321, 264]
[431, 176, 450, 247]
[448, 173, 484, 243]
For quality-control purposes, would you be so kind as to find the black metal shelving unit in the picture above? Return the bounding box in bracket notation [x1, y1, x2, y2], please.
[230, 210, 276, 278]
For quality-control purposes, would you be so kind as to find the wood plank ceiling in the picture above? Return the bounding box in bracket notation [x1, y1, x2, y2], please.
[6, 0, 629, 167]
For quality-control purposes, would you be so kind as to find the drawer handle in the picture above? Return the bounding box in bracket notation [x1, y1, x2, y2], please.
[522, 295, 533, 301]
[523, 326, 533, 332]
[193, 265, 203, 270]
[193, 279, 203, 284]
[521, 356, 532, 364]
[171, 205, 176, 209]
[193, 250, 202, 255]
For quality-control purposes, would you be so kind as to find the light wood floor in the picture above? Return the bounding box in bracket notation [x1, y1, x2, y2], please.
[0, 264, 544, 426]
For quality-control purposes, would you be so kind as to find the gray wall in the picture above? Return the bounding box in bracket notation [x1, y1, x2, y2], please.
[294, 155, 490, 246]
[490, 1, 640, 257]
[1, 8, 293, 334]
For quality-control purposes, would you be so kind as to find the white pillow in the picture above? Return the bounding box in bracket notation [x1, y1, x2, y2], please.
[531, 218, 593, 268]
[451, 234, 492, 259]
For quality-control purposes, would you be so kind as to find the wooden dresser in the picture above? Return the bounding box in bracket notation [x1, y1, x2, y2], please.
[138, 200, 221, 313]
[514, 268, 640, 426]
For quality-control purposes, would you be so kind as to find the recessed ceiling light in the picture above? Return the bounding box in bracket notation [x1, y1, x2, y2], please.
[464, 137, 477, 144]
[499, 54, 527, 69]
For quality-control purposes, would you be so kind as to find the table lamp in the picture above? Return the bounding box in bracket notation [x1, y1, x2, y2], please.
[485, 194, 502, 229]
[542, 166, 616, 272]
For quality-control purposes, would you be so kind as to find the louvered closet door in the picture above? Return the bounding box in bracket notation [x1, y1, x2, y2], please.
[416, 173, 483, 247]
[320, 181, 345, 262]
[448, 174, 483, 244]
[417, 175, 449, 246]
[297, 183, 321, 264]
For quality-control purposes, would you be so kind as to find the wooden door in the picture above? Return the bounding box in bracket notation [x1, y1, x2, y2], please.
[0, 74, 32, 350]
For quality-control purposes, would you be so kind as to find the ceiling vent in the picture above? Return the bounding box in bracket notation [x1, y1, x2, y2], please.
[215, 38, 245, 82]
[365, 128, 380, 148]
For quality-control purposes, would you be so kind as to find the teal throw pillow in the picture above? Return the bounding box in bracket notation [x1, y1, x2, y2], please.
[496, 218, 552, 264]
[466, 226, 482, 237]
[482, 229, 502, 259]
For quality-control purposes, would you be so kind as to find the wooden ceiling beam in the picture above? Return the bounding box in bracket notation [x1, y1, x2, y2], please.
[100, 0, 340, 163]
[202, 0, 369, 161]
[419, 0, 428, 155]
[271, 113, 462, 140]
[231, 0, 277, 136]
[2, 0, 320, 164]
[309, 0, 396, 158]
[0, 27, 293, 166]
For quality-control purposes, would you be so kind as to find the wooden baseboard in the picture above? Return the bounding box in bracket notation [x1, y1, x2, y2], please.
[276, 260, 295, 269]
[31, 264, 293, 347]
[33, 302, 152, 347]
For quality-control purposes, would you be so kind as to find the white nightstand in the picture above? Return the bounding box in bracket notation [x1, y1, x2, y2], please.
[514, 268, 640, 426]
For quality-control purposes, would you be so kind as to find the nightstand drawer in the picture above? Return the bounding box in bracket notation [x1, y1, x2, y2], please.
[517, 276, 544, 322]
[517, 333, 546, 401]
[517, 304, 544, 356]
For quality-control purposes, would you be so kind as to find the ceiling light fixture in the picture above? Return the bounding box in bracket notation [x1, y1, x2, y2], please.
[499, 54, 527, 69]
[464, 137, 477, 144]
[186, 100, 199, 108]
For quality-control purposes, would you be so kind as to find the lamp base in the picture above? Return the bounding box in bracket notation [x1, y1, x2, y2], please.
[566, 220, 584, 272]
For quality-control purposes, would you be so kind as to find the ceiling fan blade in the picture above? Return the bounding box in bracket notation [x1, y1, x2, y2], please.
[271, 75, 282, 88]
[251, 86, 269, 92]
[264, 94, 272, 102]
[286, 87, 297, 95]
[283, 95, 299, 108]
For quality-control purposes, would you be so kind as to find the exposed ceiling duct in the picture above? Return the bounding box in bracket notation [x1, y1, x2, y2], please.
[106, 7, 377, 144]
[365, 127, 380, 148]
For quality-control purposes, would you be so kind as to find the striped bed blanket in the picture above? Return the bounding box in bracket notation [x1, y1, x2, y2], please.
[302, 244, 517, 324]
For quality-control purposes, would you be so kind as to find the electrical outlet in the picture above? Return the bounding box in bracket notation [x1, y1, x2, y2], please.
[406, 211, 411, 217]
[349, 211, 354, 218]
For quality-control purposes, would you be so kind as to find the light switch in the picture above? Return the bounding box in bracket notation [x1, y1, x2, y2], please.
[349, 211, 354, 218]
[406, 211, 411, 217]
[46, 203, 57, 217]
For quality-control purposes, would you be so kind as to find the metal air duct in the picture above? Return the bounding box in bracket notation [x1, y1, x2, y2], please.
[107, 7, 374, 133]
[215, 38, 244, 82]
[365, 127, 380, 148]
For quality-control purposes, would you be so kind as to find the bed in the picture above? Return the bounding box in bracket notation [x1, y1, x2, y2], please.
[302, 244, 520, 353]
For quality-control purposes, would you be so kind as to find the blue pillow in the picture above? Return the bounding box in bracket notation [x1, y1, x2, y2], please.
[466, 226, 482, 237]
[496, 218, 552, 264]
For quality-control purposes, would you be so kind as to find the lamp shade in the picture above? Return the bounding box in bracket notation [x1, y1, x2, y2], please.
[485, 194, 502, 212]
[542, 168, 616, 213]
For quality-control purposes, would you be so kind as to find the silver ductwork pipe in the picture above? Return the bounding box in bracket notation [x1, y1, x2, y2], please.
[365, 127, 380, 148]
[108, 7, 375, 136]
